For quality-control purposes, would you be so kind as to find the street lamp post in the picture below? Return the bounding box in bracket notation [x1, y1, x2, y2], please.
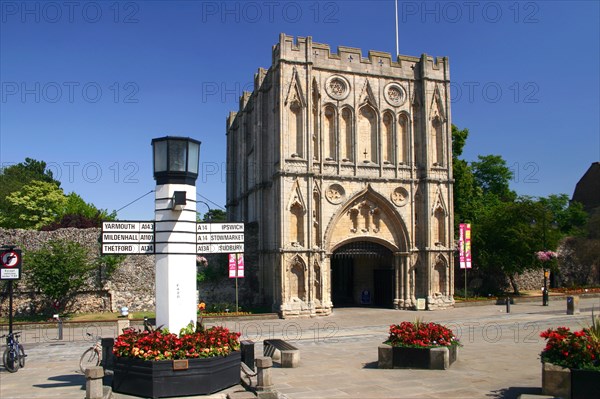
[531, 212, 558, 307]
[151, 136, 201, 333]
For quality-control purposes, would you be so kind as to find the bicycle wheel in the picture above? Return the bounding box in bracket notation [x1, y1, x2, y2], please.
[3, 347, 20, 372]
[79, 348, 100, 373]
[18, 344, 26, 368]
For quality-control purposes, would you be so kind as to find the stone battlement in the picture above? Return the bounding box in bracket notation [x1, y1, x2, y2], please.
[272, 33, 449, 79]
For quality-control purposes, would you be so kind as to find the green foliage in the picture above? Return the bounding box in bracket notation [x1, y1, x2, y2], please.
[200, 209, 226, 222]
[96, 254, 125, 285]
[24, 239, 95, 313]
[451, 124, 590, 294]
[471, 155, 516, 202]
[0, 158, 116, 229]
[1, 180, 67, 229]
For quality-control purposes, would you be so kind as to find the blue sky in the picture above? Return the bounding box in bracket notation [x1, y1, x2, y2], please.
[1, 0, 599, 220]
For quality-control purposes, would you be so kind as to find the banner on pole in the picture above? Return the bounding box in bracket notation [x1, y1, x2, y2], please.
[459, 223, 472, 269]
[228, 253, 245, 278]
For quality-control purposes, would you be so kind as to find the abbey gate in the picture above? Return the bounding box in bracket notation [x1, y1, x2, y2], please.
[226, 34, 454, 317]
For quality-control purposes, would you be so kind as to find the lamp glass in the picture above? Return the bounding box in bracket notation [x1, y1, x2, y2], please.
[168, 140, 187, 172]
[188, 141, 200, 174]
[153, 140, 167, 173]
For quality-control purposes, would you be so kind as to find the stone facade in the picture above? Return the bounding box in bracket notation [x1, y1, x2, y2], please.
[226, 34, 455, 317]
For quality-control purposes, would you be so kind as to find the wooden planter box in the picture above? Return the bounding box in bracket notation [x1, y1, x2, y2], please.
[112, 351, 241, 398]
[541, 363, 600, 399]
[571, 368, 600, 399]
[378, 344, 458, 370]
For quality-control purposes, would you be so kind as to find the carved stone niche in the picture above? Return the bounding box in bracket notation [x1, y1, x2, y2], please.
[348, 199, 380, 234]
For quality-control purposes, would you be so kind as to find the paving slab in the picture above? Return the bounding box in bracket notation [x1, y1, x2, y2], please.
[1, 296, 598, 399]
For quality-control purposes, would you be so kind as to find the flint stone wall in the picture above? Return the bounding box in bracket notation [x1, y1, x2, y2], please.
[0, 228, 258, 316]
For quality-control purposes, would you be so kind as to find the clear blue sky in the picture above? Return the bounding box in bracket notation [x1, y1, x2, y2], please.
[1, 1, 599, 220]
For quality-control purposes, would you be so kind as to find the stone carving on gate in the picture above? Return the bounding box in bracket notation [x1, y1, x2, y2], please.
[325, 183, 345, 205]
[348, 199, 380, 233]
[391, 186, 409, 207]
[384, 82, 407, 107]
[325, 75, 350, 100]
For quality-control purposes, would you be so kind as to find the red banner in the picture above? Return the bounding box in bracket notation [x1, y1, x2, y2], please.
[459, 223, 472, 269]
[228, 253, 244, 278]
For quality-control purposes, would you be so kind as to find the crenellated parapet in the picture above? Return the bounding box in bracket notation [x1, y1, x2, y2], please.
[272, 33, 449, 81]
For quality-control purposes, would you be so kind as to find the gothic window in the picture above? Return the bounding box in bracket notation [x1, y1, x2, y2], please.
[434, 207, 446, 245]
[398, 113, 409, 164]
[340, 107, 353, 162]
[313, 190, 321, 247]
[323, 105, 336, 161]
[382, 112, 394, 164]
[312, 83, 319, 161]
[358, 105, 377, 164]
[432, 115, 444, 166]
[290, 202, 305, 246]
[289, 101, 303, 158]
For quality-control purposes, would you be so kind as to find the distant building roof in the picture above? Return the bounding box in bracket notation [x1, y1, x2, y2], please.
[572, 162, 600, 212]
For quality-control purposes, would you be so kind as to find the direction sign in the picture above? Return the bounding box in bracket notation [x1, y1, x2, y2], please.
[196, 222, 245, 254]
[101, 221, 155, 254]
[197, 243, 244, 254]
[197, 223, 244, 233]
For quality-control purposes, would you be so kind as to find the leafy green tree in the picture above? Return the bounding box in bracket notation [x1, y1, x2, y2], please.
[41, 193, 116, 230]
[24, 239, 95, 313]
[1, 180, 67, 229]
[201, 209, 226, 223]
[471, 155, 516, 202]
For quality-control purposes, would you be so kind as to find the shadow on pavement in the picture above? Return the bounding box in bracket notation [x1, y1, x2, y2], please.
[33, 374, 85, 389]
[488, 386, 542, 399]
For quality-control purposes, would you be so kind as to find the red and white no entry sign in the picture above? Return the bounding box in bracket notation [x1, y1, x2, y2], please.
[1, 251, 20, 267]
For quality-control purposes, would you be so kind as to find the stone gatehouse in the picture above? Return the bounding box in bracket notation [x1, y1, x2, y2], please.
[226, 34, 455, 317]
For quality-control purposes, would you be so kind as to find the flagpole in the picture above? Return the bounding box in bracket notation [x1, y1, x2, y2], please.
[395, 0, 399, 58]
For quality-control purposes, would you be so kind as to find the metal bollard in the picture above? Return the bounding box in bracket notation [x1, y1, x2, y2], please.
[54, 314, 63, 340]
[506, 297, 510, 313]
[240, 340, 255, 371]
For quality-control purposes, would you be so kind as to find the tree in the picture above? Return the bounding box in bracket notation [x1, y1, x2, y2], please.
[41, 193, 116, 230]
[0, 180, 67, 229]
[24, 239, 95, 313]
[200, 209, 226, 223]
[471, 155, 516, 202]
[474, 198, 542, 293]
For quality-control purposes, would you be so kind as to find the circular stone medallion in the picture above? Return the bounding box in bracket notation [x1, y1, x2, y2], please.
[384, 83, 407, 107]
[325, 184, 346, 204]
[391, 186, 409, 207]
[325, 76, 351, 101]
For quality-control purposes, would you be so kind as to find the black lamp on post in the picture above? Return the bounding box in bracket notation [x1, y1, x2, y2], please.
[151, 136, 201, 186]
[531, 214, 558, 307]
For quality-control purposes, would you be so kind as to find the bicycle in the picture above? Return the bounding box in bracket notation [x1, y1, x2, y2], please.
[1, 332, 26, 372]
[79, 333, 102, 373]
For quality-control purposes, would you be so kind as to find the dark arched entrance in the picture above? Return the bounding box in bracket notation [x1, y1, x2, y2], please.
[331, 241, 395, 308]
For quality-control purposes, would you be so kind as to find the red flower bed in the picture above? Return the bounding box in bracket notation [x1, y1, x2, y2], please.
[385, 321, 460, 348]
[113, 325, 240, 361]
[540, 326, 600, 370]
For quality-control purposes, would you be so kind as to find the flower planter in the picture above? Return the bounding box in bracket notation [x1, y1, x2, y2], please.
[541, 362, 570, 398]
[378, 345, 458, 370]
[571, 368, 600, 399]
[112, 351, 241, 398]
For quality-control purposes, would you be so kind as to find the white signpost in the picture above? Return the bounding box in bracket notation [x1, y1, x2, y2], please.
[101, 221, 155, 254]
[196, 223, 244, 254]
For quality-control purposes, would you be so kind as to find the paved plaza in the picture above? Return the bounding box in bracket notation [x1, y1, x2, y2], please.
[1, 296, 599, 399]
